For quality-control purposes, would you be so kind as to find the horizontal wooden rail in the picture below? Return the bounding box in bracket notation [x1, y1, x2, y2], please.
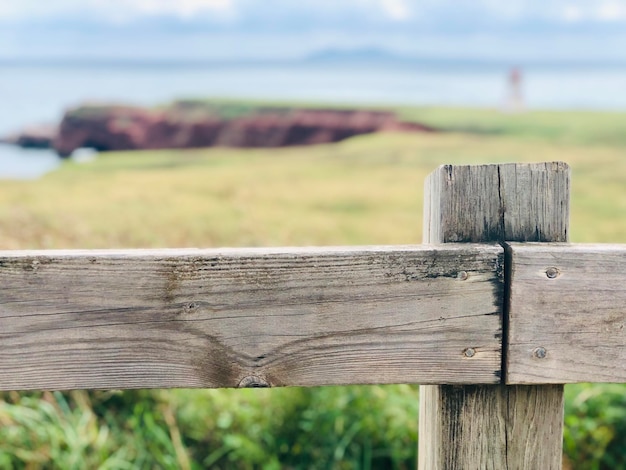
[0, 245, 504, 391]
[2, 242, 624, 391]
[507, 243, 626, 384]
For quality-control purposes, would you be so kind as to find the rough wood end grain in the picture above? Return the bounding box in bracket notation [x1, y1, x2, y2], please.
[424, 162, 570, 243]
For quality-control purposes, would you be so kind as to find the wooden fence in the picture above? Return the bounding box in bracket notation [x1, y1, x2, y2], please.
[1, 162, 624, 469]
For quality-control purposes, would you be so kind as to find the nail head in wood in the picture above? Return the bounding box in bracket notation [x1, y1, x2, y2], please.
[545, 267, 560, 279]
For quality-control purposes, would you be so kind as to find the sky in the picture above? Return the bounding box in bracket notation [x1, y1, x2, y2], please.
[1, 0, 626, 62]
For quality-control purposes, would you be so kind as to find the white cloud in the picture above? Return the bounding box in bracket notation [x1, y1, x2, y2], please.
[596, 1, 626, 20]
[562, 5, 584, 22]
[552, 1, 626, 23]
[0, 0, 235, 20]
[89, 0, 235, 19]
[475, 0, 526, 20]
[3, 0, 626, 27]
[0, 0, 77, 19]
[380, 0, 411, 21]
[0, 3, 15, 17]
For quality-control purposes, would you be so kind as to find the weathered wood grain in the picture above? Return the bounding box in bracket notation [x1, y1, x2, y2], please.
[423, 161, 570, 244]
[419, 384, 564, 469]
[507, 243, 626, 384]
[419, 162, 567, 470]
[0, 245, 503, 391]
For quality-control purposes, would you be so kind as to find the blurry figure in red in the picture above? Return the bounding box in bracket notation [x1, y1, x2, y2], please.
[506, 67, 525, 112]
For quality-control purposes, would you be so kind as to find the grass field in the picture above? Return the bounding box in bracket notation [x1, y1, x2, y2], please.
[1, 118, 625, 250]
[0, 106, 625, 468]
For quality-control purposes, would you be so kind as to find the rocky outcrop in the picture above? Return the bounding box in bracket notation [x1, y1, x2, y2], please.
[8, 102, 437, 158]
[1, 125, 57, 149]
[53, 106, 165, 157]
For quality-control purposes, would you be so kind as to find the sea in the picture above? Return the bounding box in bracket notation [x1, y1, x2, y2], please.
[1, 60, 626, 179]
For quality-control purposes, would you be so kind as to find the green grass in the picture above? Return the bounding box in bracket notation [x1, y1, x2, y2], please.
[1, 131, 625, 250]
[1, 105, 625, 468]
[398, 106, 626, 147]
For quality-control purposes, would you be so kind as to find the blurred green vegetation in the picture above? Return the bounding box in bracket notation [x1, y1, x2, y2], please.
[1, 105, 625, 468]
[0, 387, 419, 469]
[398, 106, 626, 147]
[564, 385, 626, 470]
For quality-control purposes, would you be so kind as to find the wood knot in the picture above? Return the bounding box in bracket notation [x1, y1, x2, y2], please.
[238, 376, 270, 388]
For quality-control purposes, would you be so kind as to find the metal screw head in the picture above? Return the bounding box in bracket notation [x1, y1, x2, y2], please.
[464, 348, 476, 358]
[545, 267, 560, 279]
[458, 271, 469, 281]
[533, 347, 547, 359]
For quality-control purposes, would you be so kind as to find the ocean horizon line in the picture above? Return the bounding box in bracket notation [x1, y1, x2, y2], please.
[2, 54, 626, 70]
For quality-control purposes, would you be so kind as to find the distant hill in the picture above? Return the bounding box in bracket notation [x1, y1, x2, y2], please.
[304, 49, 510, 67]
[305, 48, 410, 63]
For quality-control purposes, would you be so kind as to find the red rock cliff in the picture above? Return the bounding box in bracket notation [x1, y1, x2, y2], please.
[52, 104, 435, 157]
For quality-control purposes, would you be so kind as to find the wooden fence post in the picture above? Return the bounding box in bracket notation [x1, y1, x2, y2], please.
[418, 162, 569, 469]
